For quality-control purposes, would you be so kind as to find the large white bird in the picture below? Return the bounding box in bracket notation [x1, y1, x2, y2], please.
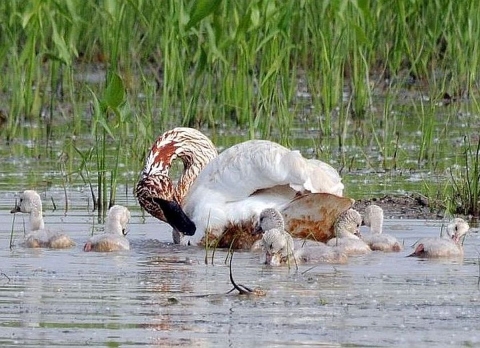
[136, 127, 353, 248]
[10, 190, 75, 249]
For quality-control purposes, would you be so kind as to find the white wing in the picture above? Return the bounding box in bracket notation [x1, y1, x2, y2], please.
[181, 140, 345, 244]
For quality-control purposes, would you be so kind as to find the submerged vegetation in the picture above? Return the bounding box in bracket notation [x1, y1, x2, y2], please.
[0, 0, 479, 216]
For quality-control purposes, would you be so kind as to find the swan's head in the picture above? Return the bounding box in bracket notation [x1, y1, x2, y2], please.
[253, 208, 284, 235]
[106, 205, 131, 236]
[261, 228, 294, 266]
[363, 204, 384, 233]
[334, 209, 362, 238]
[136, 128, 218, 238]
[446, 218, 469, 243]
[10, 190, 42, 214]
[136, 174, 174, 222]
[136, 175, 195, 236]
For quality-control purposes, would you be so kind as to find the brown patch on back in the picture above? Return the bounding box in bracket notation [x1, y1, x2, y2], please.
[216, 226, 262, 250]
[282, 193, 354, 243]
[198, 193, 354, 249]
[199, 220, 262, 250]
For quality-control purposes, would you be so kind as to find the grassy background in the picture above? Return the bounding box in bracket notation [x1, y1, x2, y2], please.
[0, 0, 479, 215]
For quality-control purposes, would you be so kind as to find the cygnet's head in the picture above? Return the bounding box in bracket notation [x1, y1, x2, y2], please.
[10, 190, 43, 214]
[334, 209, 362, 238]
[261, 229, 294, 266]
[253, 208, 284, 235]
[446, 218, 469, 243]
[106, 205, 131, 235]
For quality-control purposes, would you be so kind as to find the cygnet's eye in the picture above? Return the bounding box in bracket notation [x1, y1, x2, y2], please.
[19, 198, 23, 203]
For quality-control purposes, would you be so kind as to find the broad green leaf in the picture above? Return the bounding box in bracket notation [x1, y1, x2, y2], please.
[103, 73, 125, 110]
[88, 87, 115, 139]
[185, 0, 221, 31]
[51, 22, 71, 65]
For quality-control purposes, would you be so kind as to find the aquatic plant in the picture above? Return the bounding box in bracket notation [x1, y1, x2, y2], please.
[90, 72, 127, 215]
[0, 0, 480, 214]
[449, 135, 480, 217]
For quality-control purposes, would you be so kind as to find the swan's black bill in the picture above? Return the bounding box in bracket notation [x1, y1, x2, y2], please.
[151, 197, 196, 236]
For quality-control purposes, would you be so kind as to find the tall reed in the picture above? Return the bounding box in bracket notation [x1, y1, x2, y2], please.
[449, 135, 480, 216]
[1, 0, 480, 213]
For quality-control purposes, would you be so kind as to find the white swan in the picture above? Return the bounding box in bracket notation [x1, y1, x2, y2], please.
[136, 127, 353, 249]
[408, 218, 469, 258]
[255, 208, 348, 266]
[10, 190, 75, 249]
[327, 209, 371, 255]
[84, 205, 131, 252]
[361, 205, 403, 252]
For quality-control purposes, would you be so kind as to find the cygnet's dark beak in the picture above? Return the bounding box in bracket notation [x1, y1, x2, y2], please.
[264, 252, 273, 265]
[252, 224, 263, 235]
[10, 205, 20, 214]
[354, 225, 362, 238]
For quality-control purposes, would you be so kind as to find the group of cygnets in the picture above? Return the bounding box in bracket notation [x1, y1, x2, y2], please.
[10, 190, 130, 252]
[254, 205, 470, 266]
[10, 190, 470, 264]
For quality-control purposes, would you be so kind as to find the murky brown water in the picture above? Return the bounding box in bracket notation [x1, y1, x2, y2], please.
[0, 189, 479, 347]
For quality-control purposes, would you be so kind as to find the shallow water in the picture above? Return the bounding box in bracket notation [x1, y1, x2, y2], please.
[0, 189, 479, 347]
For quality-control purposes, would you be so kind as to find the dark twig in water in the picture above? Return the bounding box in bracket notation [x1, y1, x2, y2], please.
[1, 272, 11, 282]
[301, 264, 320, 275]
[477, 254, 480, 289]
[50, 196, 57, 211]
[227, 251, 268, 296]
[10, 201, 17, 250]
[227, 251, 254, 295]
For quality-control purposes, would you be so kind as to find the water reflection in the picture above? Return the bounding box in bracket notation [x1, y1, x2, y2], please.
[0, 203, 479, 346]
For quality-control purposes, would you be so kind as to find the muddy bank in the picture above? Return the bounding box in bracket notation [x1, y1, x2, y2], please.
[353, 193, 446, 220]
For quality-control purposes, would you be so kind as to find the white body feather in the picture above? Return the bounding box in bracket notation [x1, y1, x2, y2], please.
[84, 205, 131, 252]
[11, 190, 75, 249]
[410, 218, 469, 258]
[180, 140, 344, 245]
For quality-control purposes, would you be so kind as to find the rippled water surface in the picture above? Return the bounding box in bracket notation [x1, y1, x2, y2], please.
[0, 190, 479, 347]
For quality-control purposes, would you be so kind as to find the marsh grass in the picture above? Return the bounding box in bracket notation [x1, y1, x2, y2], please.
[449, 136, 480, 216]
[9, 208, 16, 250]
[0, 1, 480, 211]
